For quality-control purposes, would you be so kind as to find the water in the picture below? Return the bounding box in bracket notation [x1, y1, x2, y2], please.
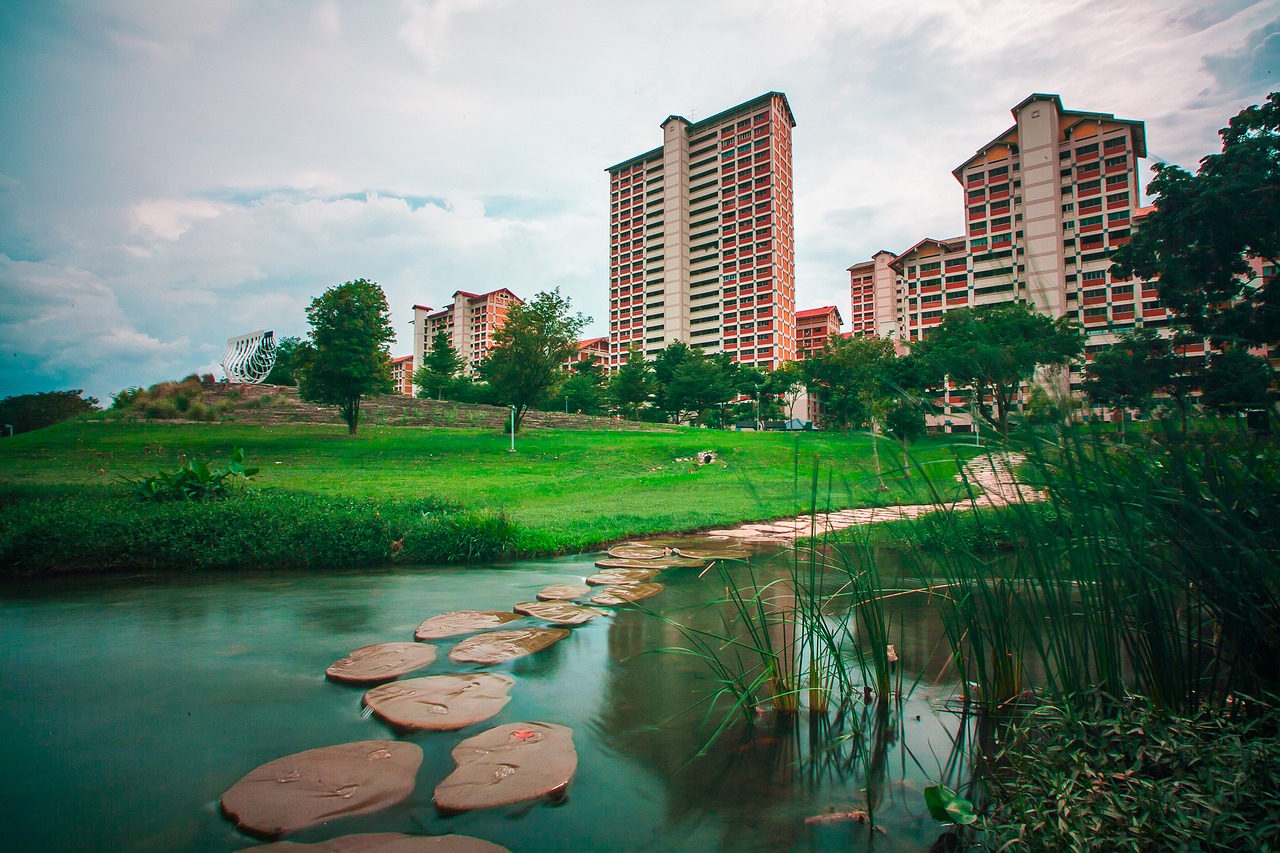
[0, 550, 967, 852]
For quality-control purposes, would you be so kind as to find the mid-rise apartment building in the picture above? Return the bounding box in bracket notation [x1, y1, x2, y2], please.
[606, 92, 798, 372]
[848, 94, 1171, 422]
[389, 354, 414, 396]
[796, 306, 843, 357]
[410, 288, 521, 393]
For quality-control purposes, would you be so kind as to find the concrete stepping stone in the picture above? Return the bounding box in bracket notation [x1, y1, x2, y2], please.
[586, 568, 660, 586]
[363, 673, 514, 732]
[434, 722, 577, 813]
[590, 583, 664, 606]
[325, 643, 438, 685]
[607, 544, 667, 559]
[246, 832, 511, 851]
[513, 600, 601, 626]
[220, 740, 422, 840]
[673, 548, 750, 560]
[594, 556, 707, 570]
[448, 627, 570, 665]
[415, 611, 521, 640]
[534, 583, 589, 601]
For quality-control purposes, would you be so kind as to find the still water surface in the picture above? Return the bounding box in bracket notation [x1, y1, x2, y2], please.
[0, 550, 965, 852]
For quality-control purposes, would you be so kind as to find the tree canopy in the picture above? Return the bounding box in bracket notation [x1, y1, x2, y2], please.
[296, 278, 395, 435]
[0, 390, 100, 435]
[1081, 327, 1178, 441]
[414, 331, 466, 400]
[480, 288, 589, 432]
[263, 335, 304, 386]
[1112, 91, 1280, 347]
[912, 302, 1083, 434]
[801, 334, 897, 431]
[608, 346, 656, 421]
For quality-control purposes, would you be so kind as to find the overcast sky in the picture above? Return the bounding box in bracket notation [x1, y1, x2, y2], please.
[1, 0, 1276, 403]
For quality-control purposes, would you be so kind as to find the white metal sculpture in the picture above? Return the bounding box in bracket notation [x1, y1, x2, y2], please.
[222, 330, 278, 384]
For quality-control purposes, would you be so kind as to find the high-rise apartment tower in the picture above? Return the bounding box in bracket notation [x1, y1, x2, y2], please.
[606, 92, 797, 370]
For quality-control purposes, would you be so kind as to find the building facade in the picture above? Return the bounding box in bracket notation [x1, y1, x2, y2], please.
[606, 92, 798, 372]
[848, 94, 1173, 425]
[389, 354, 414, 396]
[795, 305, 844, 357]
[410, 288, 522, 393]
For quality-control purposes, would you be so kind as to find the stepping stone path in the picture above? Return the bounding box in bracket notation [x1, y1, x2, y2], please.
[363, 673, 515, 732]
[448, 627, 571, 665]
[220, 741, 423, 840]
[535, 583, 590, 601]
[434, 722, 577, 813]
[325, 642, 439, 685]
[246, 832, 512, 851]
[586, 567, 660, 586]
[608, 544, 668, 560]
[590, 583, 664, 606]
[415, 610, 522, 640]
[513, 600, 602, 626]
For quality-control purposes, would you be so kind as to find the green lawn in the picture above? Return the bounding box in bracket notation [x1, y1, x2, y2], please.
[0, 420, 981, 552]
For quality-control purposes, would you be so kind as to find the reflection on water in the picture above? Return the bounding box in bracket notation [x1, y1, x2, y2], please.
[0, 549, 971, 852]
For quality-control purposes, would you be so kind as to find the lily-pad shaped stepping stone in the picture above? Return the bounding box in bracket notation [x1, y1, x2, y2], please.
[590, 583, 664, 606]
[416, 610, 522, 640]
[247, 833, 511, 852]
[534, 583, 590, 601]
[594, 556, 708, 570]
[513, 600, 601, 626]
[363, 673, 514, 732]
[586, 567, 660, 585]
[325, 642, 439, 685]
[221, 740, 423, 840]
[434, 721, 577, 813]
[448, 628, 570, 665]
[607, 544, 668, 559]
[674, 548, 750, 561]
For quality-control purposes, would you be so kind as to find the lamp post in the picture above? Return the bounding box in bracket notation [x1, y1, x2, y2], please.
[509, 406, 516, 453]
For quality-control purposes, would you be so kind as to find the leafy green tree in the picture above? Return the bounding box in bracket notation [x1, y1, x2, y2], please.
[1200, 347, 1273, 430]
[559, 355, 608, 415]
[1081, 327, 1178, 442]
[663, 351, 740, 425]
[0, 390, 100, 435]
[912, 302, 1083, 435]
[479, 288, 589, 432]
[767, 361, 808, 423]
[1112, 92, 1280, 347]
[414, 331, 466, 400]
[802, 335, 896, 431]
[264, 335, 304, 386]
[608, 346, 656, 421]
[296, 278, 396, 435]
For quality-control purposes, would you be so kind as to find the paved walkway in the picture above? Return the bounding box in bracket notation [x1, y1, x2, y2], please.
[701, 452, 1039, 542]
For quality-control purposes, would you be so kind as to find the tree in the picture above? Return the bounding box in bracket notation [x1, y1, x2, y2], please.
[413, 331, 466, 400]
[296, 278, 395, 435]
[1081, 327, 1177, 442]
[1200, 347, 1272, 430]
[479, 288, 589, 432]
[0, 390, 100, 435]
[1112, 92, 1280, 348]
[912, 302, 1083, 435]
[663, 351, 740, 425]
[608, 346, 656, 421]
[801, 335, 896, 432]
[263, 335, 304, 386]
[559, 355, 608, 415]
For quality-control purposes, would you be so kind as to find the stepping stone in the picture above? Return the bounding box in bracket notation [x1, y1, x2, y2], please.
[513, 600, 601, 626]
[594, 557, 706, 570]
[607, 544, 667, 559]
[220, 741, 422, 840]
[434, 722, 577, 813]
[448, 628, 570, 665]
[590, 583, 664, 606]
[674, 548, 750, 560]
[535, 583, 590, 601]
[416, 611, 522, 640]
[245, 832, 511, 851]
[586, 568, 660, 586]
[363, 673, 514, 732]
[325, 642, 438, 685]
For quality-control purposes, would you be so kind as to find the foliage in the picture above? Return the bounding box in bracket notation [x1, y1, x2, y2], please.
[1201, 346, 1273, 426]
[983, 695, 1280, 851]
[1112, 91, 1280, 347]
[297, 278, 396, 435]
[923, 784, 976, 826]
[120, 448, 258, 501]
[912, 302, 1083, 435]
[263, 335, 304, 386]
[0, 390, 100, 435]
[654, 343, 742, 424]
[479, 288, 589, 432]
[801, 334, 897, 431]
[608, 345, 656, 420]
[1081, 327, 1179, 441]
[413, 331, 466, 400]
[557, 355, 608, 415]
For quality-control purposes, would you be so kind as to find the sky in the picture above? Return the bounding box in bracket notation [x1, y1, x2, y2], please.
[1, 0, 1277, 403]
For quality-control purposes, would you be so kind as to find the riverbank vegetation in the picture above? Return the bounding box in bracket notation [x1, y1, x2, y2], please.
[0, 420, 977, 575]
